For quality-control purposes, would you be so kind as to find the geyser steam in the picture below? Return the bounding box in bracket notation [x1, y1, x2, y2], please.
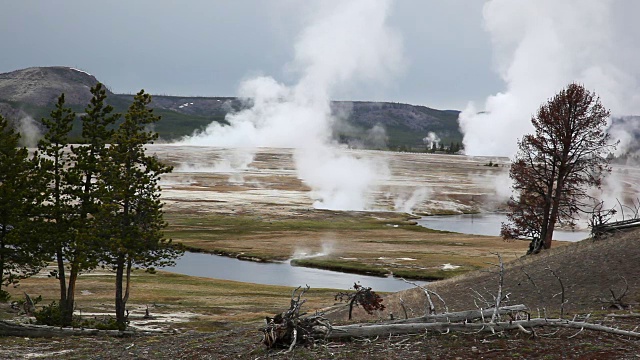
[460, 0, 640, 157]
[178, 0, 404, 210]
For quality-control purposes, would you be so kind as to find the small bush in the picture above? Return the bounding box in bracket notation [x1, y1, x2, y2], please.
[75, 316, 120, 330]
[34, 301, 64, 326]
[35, 301, 121, 330]
[0, 289, 10, 302]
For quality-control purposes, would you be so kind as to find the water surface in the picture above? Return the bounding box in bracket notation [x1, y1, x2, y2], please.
[416, 213, 590, 241]
[161, 252, 423, 292]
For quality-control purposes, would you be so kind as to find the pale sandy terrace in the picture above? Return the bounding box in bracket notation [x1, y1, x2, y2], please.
[147, 145, 639, 281]
[152, 145, 511, 217]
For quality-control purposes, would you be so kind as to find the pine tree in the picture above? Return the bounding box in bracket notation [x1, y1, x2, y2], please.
[36, 94, 78, 324]
[97, 90, 181, 328]
[0, 116, 44, 299]
[43, 83, 120, 325]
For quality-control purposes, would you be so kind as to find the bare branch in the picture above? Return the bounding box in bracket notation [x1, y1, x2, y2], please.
[545, 267, 566, 319]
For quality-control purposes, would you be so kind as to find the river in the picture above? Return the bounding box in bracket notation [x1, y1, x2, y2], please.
[160, 252, 423, 292]
[416, 213, 590, 241]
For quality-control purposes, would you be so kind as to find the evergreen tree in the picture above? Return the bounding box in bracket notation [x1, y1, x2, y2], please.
[97, 90, 181, 329]
[36, 94, 77, 324]
[0, 116, 43, 299]
[41, 83, 120, 326]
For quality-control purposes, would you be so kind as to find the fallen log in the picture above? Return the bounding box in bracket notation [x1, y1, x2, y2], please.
[387, 304, 528, 324]
[319, 318, 640, 339]
[593, 219, 640, 234]
[0, 320, 162, 338]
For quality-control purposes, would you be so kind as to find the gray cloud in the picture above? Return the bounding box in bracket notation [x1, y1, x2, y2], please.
[0, 0, 501, 110]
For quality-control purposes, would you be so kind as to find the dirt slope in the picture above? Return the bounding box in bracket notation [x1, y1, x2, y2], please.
[340, 228, 640, 320]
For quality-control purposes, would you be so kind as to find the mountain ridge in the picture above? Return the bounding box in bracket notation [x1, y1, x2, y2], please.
[0, 66, 461, 148]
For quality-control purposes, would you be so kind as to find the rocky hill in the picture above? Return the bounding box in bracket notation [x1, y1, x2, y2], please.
[0, 66, 109, 107]
[0, 66, 462, 148]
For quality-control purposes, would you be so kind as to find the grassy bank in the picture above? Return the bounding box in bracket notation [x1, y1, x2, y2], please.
[3, 269, 341, 332]
[164, 211, 529, 279]
[291, 257, 473, 281]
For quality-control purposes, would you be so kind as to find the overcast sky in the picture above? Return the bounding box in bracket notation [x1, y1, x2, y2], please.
[0, 1, 503, 110]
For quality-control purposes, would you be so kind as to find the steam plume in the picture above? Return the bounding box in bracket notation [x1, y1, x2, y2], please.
[177, 0, 404, 210]
[422, 132, 440, 149]
[16, 116, 42, 147]
[460, 0, 640, 157]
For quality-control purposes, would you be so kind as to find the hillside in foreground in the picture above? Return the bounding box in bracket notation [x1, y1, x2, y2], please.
[339, 228, 640, 320]
[1, 230, 639, 359]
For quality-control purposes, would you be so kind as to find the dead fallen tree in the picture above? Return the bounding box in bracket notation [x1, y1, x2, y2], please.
[317, 317, 640, 339]
[387, 304, 527, 324]
[262, 293, 640, 348]
[263, 254, 640, 351]
[593, 218, 640, 235]
[0, 320, 151, 337]
[590, 199, 640, 238]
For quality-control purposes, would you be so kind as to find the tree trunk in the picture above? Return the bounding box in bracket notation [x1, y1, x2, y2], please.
[124, 257, 132, 306]
[55, 248, 71, 325]
[0, 232, 5, 291]
[544, 176, 566, 250]
[62, 266, 78, 326]
[115, 255, 126, 330]
[543, 213, 557, 250]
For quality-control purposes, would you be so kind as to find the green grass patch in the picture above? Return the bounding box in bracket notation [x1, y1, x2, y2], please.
[290, 258, 474, 281]
[291, 258, 389, 277]
[165, 213, 415, 236]
[392, 267, 471, 281]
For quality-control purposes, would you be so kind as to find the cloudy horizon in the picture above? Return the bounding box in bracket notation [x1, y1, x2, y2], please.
[1, 0, 502, 111]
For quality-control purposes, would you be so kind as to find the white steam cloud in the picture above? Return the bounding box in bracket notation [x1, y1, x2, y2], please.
[422, 131, 440, 149]
[393, 187, 430, 214]
[460, 0, 640, 157]
[16, 116, 42, 148]
[177, 0, 404, 210]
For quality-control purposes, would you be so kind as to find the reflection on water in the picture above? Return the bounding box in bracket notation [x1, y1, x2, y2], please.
[416, 213, 590, 242]
[160, 252, 423, 292]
